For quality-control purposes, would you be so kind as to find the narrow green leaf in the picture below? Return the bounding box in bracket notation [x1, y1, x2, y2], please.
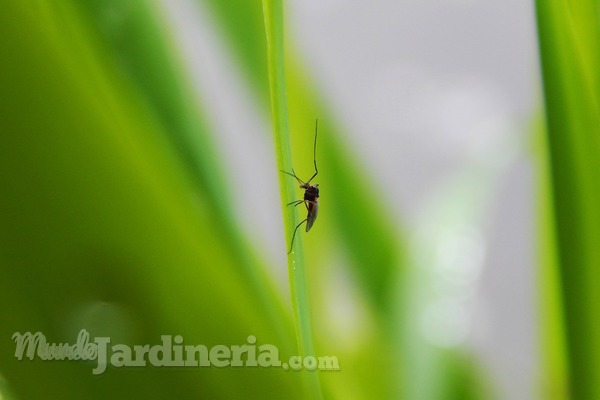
[261, 0, 323, 398]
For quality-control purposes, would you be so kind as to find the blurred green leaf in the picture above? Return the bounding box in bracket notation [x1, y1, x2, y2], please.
[536, 0, 600, 398]
[534, 115, 569, 399]
[0, 2, 300, 399]
[70, 0, 292, 345]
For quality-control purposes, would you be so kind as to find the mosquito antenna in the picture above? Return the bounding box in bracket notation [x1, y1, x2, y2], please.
[313, 118, 319, 174]
[280, 169, 305, 185]
[306, 118, 319, 184]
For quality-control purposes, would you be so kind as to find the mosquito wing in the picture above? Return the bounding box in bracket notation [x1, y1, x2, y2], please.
[305, 201, 319, 232]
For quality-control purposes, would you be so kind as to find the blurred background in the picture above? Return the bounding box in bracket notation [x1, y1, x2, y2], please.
[2, 0, 597, 399]
[161, 0, 539, 398]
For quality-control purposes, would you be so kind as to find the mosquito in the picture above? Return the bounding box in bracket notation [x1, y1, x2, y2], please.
[281, 119, 320, 254]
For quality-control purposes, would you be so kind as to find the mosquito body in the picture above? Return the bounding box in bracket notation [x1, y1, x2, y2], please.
[282, 119, 320, 254]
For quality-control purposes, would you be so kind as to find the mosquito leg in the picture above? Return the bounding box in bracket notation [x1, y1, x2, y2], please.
[288, 218, 307, 254]
[304, 200, 317, 211]
[287, 199, 304, 206]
